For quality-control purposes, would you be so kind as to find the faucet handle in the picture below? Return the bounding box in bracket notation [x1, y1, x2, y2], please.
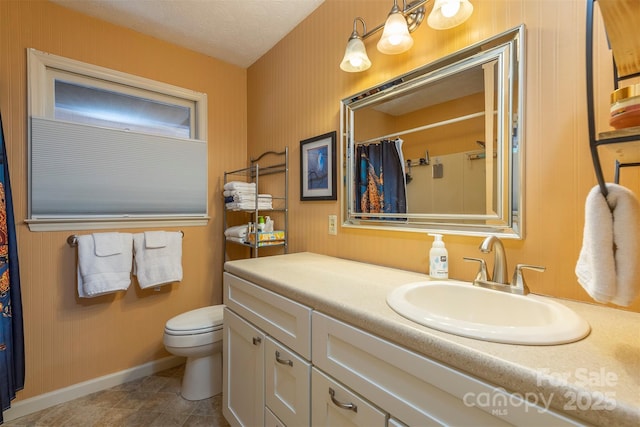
[463, 257, 489, 282]
[511, 264, 546, 295]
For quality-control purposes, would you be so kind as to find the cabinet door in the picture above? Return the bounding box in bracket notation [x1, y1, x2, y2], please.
[311, 368, 387, 427]
[265, 407, 286, 427]
[388, 417, 408, 427]
[223, 308, 265, 427]
[265, 337, 310, 427]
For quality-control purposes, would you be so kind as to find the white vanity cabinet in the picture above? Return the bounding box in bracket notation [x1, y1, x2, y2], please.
[223, 309, 265, 427]
[223, 270, 589, 427]
[265, 336, 311, 426]
[264, 407, 285, 427]
[223, 272, 312, 427]
[312, 311, 585, 427]
[311, 367, 387, 427]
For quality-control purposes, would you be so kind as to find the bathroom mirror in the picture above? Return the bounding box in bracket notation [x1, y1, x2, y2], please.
[341, 25, 525, 238]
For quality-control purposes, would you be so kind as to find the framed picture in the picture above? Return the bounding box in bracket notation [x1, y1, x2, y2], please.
[300, 131, 337, 201]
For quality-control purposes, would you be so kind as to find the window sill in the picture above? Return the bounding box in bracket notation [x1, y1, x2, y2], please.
[25, 216, 209, 232]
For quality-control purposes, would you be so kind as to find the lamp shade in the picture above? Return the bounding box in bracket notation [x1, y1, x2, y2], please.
[428, 0, 473, 30]
[377, 12, 413, 55]
[340, 36, 371, 72]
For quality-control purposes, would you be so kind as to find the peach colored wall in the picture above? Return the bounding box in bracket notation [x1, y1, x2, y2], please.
[0, 1, 246, 400]
[247, 0, 640, 312]
[1, 0, 638, 408]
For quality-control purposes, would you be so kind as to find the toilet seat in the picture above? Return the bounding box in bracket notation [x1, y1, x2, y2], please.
[164, 305, 224, 336]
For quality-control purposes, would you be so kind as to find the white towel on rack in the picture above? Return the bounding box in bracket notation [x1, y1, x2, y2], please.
[144, 231, 167, 248]
[576, 184, 640, 306]
[133, 231, 183, 289]
[224, 225, 248, 238]
[77, 233, 133, 298]
[223, 181, 256, 191]
[93, 232, 124, 256]
[223, 189, 256, 197]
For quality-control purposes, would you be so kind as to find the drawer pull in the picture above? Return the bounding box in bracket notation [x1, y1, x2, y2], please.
[252, 336, 262, 346]
[275, 351, 293, 367]
[329, 388, 358, 413]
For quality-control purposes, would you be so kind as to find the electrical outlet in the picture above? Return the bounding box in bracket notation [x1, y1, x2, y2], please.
[328, 215, 337, 235]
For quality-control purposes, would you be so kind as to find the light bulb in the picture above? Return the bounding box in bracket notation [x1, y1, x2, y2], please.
[340, 36, 371, 72]
[441, 0, 461, 18]
[428, 0, 473, 30]
[377, 12, 413, 54]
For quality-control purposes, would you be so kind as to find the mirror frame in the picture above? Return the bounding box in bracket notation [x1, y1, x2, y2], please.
[340, 25, 525, 238]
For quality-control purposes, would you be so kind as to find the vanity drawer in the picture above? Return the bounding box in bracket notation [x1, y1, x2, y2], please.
[224, 272, 312, 358]
[265, 337, 310, 427]
[311, 367, 386, 427]
[312, 312, 584, 427]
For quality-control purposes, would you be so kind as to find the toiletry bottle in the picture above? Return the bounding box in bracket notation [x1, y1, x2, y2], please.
[257, 216, 265, 232]
[264, 216, 274, 232]
[428, 233, 448, 279]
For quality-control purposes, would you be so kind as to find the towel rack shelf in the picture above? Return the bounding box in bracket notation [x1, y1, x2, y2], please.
[586, 0, 640, 201]
[223, 148, 289, 260]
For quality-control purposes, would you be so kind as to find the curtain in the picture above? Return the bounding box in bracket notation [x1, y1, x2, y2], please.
[355, 139, 407, 216]
[0, 111, 25, 423]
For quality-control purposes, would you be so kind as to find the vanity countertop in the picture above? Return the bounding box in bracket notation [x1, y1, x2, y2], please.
[224, 252, 640, 427]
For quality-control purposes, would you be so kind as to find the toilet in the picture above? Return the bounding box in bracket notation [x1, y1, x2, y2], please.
[163, 305, 225, 400]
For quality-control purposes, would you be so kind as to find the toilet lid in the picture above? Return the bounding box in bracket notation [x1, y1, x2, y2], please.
[165, 305, 224, 335]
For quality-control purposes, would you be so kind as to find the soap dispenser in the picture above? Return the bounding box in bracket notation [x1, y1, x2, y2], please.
[429, 234, 448, 279]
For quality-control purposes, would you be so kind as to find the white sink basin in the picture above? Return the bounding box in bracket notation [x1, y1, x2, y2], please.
[386, 280, 590, 345]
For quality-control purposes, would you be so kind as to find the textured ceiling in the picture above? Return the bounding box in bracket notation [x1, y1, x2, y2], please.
[51, 0, 325, 68]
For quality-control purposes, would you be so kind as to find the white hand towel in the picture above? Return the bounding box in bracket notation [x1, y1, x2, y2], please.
[93, 232, 123, 256]
[77, 233, 133, 298]
[145, 231, 167, 248]
[133, 231, 183, 289]
[576, 184, 640, 306]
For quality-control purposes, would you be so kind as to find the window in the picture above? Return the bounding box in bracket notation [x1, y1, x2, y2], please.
[27, 49, 208, 231]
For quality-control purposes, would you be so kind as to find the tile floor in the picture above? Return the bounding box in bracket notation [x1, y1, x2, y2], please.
[4, 364, 230, 427]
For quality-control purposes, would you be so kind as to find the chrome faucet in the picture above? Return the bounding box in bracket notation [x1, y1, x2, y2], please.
[464, 236, 546, 295]
[479, 236, 508, 284]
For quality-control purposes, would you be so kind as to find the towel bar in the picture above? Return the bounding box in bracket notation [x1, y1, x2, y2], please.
[67, 231, 184, 247]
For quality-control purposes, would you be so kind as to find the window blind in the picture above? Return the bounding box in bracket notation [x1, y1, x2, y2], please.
[30, 117, 207, 218]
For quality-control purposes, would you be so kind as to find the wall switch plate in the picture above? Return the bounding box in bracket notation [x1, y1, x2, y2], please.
[328, 215, 337, 235]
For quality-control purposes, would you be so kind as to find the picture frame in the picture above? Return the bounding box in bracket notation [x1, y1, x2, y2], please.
[300, 131, 337, 201]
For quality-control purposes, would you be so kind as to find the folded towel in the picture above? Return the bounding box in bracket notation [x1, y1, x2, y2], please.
[576, 184, 640, 306]
[133, 231, 183, 289]
[145, 231, 167, 248]
[224, 225, 248, 238]
[225, 236, 246, 244]
[223, 189, 256, 197]
[225, 201, 273, 210]
[93, 232, 123, 256]
[223, 181, 256, 191]
[230, 195, 260, 203]
[77, 233, 133, 298]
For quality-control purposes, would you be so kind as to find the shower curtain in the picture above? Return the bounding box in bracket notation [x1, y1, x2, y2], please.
[0, 112, 24, 423]
[356, 139, 407, 217]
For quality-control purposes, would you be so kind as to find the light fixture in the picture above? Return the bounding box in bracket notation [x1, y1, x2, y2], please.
[427, 0, 474, 30]
[340, 18, 372, 72]
[377, 0, 414, 55]
[339, 0, 474, 72]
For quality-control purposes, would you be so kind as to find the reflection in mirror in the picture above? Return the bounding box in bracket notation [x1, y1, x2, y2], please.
[341, 25, 524, 238]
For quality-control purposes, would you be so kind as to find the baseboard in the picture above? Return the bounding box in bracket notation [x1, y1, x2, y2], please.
[3, 355, 184, 422]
